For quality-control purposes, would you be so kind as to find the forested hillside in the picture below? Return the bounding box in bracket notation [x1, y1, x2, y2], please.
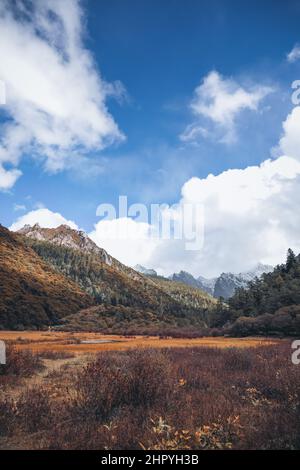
[213, 249, 300, 336]
[0, 226, 93, 329]
[24, 237, 212, 330]
[149, 275, 217, 312]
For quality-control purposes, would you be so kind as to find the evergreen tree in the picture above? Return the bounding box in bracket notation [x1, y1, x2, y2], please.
[286, 248, 297, 272]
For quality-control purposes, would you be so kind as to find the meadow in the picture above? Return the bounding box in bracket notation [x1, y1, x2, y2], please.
[0, 337, 298, 450]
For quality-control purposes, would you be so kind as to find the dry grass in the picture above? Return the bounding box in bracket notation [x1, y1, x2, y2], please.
[0, 341, 298, 450]
[0, 331, 280, 355]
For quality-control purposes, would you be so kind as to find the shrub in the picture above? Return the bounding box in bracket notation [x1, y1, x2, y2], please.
[0, 399, 16, 436]
[1, 343, 299, 450]
[16, 387, 53, 433]
[37, 350, 75, 360]
[72, 349, 173, 422]
[0, 344, 43, 378]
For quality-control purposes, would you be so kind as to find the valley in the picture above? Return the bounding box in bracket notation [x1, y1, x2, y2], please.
[0, 330, 278, 354]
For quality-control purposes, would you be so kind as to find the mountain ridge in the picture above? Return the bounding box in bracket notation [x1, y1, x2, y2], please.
[164, 264, 273, 299]
[13, 224, 216, 331]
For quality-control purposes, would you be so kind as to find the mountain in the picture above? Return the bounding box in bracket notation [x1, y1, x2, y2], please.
[149, 275, 217, 313]
[18, 224, 113, 264]
[197, 275, 217, 296]
[169, 264, 273, 299]
[0, 225, 93, 329]
[16, 224, 215, 331]
[169, 271, 216, 296]
[237, 263, 274, 282]
[170, 271, 202, 289]
[213, 264, 273, 299]
[134, 264, 158, 276]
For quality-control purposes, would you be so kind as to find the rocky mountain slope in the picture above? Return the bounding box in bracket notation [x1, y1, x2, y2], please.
[0, 225, 93, 329]
[134, 264, 158, 276]
[19, 224, 142, 282]
[18, 224, 113, 263]
[170, 271, 204, 290]
[15, 224, 216, 330]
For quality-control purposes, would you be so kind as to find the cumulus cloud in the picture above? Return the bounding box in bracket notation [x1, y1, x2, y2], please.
[180, 71, 273, 144]
[287, 44, 300, 63]
[8, 66, 300, 277]
[0, 165, 22, 191]
[171, 156, 300, 276]
[10, 208, 78, 231]
[88, 102, 300, 277]
[89, 217, 160, 268]
[0, 0, 124, 190]
[10, 154, 300, 277]
[278, 106, 300, 161]
[86, 151, 300, 276]
[148, 96, 300, 277]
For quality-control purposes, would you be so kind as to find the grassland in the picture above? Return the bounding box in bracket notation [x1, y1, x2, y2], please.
[0, 338, 298, 450]
[0, 331, 279, 354]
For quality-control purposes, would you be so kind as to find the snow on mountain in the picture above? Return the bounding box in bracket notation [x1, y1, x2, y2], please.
[169, 271, 203, 289]
[170, 263, 273, 299]
[134, 264, 158, 276]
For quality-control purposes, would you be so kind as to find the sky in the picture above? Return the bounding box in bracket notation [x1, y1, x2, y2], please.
[1, 0, 300, 277]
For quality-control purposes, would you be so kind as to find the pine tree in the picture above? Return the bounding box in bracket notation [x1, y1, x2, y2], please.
[286, 248, 297, 272]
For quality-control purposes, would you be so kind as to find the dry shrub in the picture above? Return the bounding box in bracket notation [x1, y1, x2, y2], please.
[0, 345, 43, 383]
[142, 415, 243, 450]
[222, 348, 253, 372]
[16, 387, 53, 433]
[44, 420, 108, 450]
[0, 399, 16, 436]
[72, 349, 173, 423]
[125, 349, 174, 408]
[37, 350, 75, 360]
[1, 342, 299, 450]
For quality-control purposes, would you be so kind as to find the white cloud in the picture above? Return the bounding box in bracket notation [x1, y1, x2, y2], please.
[171, 155, 300, 276]
[287, 44, 300, 63]
[180, 71, 273, 144]
[87, 117, 300, 277]
[13, 204, 26, 212]
[89, 217, 160, 268]
[10, 208, 78, 232]
[0, 166, 22, 190]
[278, 106, 300, 161]
[87, 151, 300, 276]
[0, 0, 124, 190]
[11, 148, 300, 277]
[8, 69, 300, 278]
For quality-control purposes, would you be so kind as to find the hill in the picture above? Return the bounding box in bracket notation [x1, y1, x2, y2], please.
[149, 275, 217, 313]
[0, 225, 93, 329]
[214, 249, 300, 336]
[17, 225, 216, 330]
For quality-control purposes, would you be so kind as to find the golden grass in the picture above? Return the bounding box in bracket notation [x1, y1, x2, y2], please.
[0, 331, 281, 355]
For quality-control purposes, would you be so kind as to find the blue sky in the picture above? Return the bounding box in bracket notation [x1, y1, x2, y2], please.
[1, 0, 300, 276]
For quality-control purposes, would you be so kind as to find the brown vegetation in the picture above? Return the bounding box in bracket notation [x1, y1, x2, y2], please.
[0, 344, 44, 391]
[0, 331, 278, 354]
[0, 226, 93, 330]
[26, 237, 213, 330]
[0, 341, 298, 450]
